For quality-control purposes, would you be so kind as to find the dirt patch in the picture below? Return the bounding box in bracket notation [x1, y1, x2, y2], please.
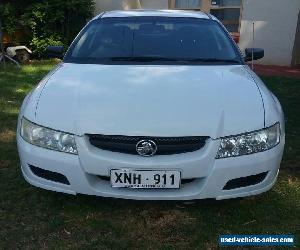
[0, 160, 10, 168]
[0, 129, 15, 143]
[252, 64, 300, 79]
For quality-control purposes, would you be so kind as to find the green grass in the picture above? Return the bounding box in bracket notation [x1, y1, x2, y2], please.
[0, 61, 299, 249]
[261, 76, 300, 170]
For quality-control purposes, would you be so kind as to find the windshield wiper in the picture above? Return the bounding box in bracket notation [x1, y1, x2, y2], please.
[107, 57, 241, 64]
[108, 56, 179, 62]
[186, 58, 241, 63]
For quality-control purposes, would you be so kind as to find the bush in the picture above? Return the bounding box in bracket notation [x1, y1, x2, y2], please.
[1, 0, 95, 57]
[0, 3, 17, 35]
[31, 35, 64, 58]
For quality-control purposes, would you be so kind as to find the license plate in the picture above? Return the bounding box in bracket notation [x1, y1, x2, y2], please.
[110, 169, 181, 189]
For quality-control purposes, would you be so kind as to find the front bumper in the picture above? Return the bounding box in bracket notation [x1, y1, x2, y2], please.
[17, 132, 284, 200]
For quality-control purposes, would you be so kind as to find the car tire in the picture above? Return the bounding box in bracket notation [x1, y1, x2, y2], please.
[16, 49, 30, 63]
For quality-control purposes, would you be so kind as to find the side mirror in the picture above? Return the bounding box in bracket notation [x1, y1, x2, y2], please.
[244, 48, 264, 62]
[45, 46, 64, 59]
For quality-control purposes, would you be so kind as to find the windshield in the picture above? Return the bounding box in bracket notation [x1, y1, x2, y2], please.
[64, 17, 242, 65]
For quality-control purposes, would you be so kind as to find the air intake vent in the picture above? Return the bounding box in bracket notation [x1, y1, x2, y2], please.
[223, 172, 268, 190]
[29, 165, 70, 185]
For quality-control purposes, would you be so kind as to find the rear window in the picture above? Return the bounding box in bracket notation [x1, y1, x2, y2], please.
[64, 16, 242, 65]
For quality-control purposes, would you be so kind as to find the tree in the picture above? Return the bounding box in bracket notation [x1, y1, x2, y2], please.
[0, 0, 95, 57]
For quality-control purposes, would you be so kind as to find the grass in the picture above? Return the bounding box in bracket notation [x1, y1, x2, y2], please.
[0, 61, 299, 249]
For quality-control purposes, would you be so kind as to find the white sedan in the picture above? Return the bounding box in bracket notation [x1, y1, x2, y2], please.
[17, 10, 285, 200]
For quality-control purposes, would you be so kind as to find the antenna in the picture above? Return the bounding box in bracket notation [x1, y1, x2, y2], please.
[252, 21, 255, 70]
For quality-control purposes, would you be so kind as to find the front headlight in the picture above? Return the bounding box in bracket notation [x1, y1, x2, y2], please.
[20, 117, 78, 154]
[216, 123, 280, 159]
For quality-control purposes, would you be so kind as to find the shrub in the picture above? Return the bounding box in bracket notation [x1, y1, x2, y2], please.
[0, 3, 17, 35]
[31, 35, 64, 58]
[1, 0, 94, 57]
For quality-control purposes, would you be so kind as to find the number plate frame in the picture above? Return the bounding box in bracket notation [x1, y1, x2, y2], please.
[110, 169, 181, 189]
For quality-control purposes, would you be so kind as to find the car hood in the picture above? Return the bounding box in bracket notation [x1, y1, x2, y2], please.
[34, 63, 264, 138]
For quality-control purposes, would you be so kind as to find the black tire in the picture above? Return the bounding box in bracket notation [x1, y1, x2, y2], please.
[16, 49, 30, 63]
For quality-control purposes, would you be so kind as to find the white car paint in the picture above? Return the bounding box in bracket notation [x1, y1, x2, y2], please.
[17, 10, 285, 200]
[31, 64, 264, 137]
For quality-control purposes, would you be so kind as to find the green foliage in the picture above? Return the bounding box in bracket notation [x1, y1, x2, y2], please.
[0, 3, 17, 35]
[31, 35, 64, 58]
[0, 0, 94, 57]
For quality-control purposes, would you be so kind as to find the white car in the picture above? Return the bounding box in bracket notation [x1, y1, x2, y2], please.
[17, 10, 285, 200]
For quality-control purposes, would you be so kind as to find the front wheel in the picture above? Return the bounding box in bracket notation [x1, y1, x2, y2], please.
[15, 49, 30, 63]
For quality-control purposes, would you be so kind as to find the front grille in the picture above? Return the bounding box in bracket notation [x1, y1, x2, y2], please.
[88, 135, 209, 155]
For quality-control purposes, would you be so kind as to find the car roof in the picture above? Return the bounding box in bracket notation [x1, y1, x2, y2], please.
[94, 9, 216, 20]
